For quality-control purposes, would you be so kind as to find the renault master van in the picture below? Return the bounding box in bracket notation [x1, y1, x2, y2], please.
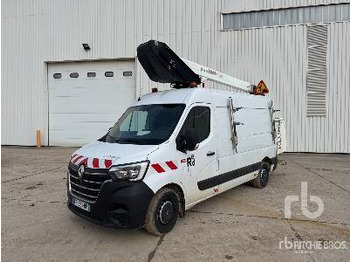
[67, 40, 282, 235]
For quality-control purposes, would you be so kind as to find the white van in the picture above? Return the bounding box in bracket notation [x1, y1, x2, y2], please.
[67, 40, 282, 235]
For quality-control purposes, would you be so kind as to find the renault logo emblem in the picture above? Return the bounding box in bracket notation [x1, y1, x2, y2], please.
[78, 165, 85, 182]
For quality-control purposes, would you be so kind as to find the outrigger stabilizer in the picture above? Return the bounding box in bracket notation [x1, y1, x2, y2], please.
[137, 40, 254, 93]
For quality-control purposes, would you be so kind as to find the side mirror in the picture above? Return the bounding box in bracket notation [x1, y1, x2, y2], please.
[176, 128, 198, 153]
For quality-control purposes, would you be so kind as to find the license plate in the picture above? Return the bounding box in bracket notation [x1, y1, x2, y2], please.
[72, 198, 90, 212]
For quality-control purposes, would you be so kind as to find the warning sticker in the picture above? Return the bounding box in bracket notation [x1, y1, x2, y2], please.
[254, 80, 269, 95]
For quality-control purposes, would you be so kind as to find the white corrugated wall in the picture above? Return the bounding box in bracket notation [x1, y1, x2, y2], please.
[220, 23, 350, 153]
[2, 0, 349, 153]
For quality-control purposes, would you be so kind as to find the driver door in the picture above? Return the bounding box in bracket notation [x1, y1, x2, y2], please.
[177, 104, 218, 203]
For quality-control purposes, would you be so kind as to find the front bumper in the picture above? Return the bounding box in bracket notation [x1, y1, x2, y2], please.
[67, 180, 154, 228]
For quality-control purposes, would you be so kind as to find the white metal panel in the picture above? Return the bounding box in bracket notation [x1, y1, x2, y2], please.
[235, 108, 273, 153]
[328, 22, 350, 152]
[48, 60, 136, 146]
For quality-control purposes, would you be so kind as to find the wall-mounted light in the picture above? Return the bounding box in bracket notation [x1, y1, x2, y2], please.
[82, 43, 90, 51]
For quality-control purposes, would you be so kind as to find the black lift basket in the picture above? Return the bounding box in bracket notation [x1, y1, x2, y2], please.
[137, 40, 201, 88]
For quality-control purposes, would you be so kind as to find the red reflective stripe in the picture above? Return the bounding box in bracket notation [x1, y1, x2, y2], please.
[73, 155, 83, 163]
[105, 159, 112, 168]
[71, 154, 79, 162]
[166, 161, 178, 170]
[77, 157, 87, 166]
[92, 158, 100, 168]
[151, 163, 165, 173]
[71, 154, 78, 159]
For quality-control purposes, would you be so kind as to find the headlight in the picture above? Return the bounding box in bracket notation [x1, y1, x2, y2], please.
[108, 161, 149, 181]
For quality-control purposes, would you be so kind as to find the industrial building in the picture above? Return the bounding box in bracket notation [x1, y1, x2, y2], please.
[2, 0, 349, 153]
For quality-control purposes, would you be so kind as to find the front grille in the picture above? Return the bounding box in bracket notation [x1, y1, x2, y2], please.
[68, 163, 111, 202]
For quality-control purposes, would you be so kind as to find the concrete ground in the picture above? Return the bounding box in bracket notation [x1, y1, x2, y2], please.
[1, 147, 350, 262]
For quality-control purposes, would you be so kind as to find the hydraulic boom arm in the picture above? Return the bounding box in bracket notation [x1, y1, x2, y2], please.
[182, 59, 252, 92]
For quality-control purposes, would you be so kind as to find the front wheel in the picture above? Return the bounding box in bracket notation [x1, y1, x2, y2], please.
[144, 188, 180, 236]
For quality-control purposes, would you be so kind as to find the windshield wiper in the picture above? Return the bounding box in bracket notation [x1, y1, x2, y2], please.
[106, 133, 117, 143]
[115, 139, 143, 145]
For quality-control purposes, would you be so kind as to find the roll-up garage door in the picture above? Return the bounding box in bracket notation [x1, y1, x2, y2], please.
[48, 60, 136, 146]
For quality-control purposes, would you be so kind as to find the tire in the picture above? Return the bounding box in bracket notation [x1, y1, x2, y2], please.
[251, 162, 270, 189]
[144, 187, 180, 236]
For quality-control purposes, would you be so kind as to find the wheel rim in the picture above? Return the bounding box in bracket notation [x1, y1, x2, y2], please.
[260, 169, 268, 184]
[158, 200, 174, 224]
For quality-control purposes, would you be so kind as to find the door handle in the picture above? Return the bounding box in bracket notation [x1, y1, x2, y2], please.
[207, 151, 215, 156]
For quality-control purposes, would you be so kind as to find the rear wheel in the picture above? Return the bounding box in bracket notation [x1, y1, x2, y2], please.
[251, 162, 270, 188]
[144, 187, 179, 236]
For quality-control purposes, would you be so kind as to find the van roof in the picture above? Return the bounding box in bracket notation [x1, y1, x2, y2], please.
[134, 88, 270, 107]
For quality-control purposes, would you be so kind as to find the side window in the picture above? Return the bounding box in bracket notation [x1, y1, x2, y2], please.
[53, 73, 62, 79]
[70, 72, 79, 78]
[180, 106, 210, 143]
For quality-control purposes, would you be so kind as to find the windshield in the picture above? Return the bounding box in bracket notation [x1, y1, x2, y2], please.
[103, 104, 186, 145]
